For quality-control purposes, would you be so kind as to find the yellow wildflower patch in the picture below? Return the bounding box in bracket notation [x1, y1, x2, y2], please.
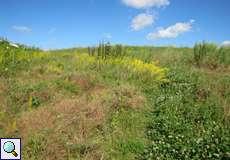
[74, 54, 168, 82]
[47, 61, 64, 74]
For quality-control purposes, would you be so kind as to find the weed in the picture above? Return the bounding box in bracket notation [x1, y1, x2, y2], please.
[193, 42, 230, 68]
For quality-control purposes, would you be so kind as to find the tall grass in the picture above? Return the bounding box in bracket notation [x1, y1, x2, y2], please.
[193, 42, 230, 68]
[88, 41, 125, 59]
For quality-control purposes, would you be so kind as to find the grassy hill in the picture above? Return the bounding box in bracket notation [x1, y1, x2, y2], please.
[0, 40, 229, 159]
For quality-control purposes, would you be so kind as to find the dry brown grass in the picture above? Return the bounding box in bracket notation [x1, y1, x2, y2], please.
[109, 85, 145, 109]
[0, 81, 7, 117]
[17, 88, 108, 159]
[223, 101, 230, 122]
[0, 83, 6, 92]
[18, 107, 55, 137]
[16, 80, 146, 159]
[0, 95, 5, 107]
[193, 65, 230, 77]
[0, 81, 7, 101]
[67, 74, 98, 91]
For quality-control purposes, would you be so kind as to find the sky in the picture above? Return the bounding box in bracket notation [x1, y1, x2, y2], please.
[0, 0, 230, 49]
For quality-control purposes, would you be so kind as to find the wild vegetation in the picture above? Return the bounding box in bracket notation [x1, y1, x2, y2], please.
[0, 39, 229, 159]
[194, 42, 230, 68]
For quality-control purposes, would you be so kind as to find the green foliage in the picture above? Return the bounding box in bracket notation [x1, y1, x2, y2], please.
[54, 77, 81, 95]
[141, 71, 230, 160]
[0, 39, 42, 75]
[193, 42, 230, 67]
[23, 133, 48, 160]
[88, 41, 124, 59]
[107, 106, 148, 159]
[116, 139, 145, 155]
[219, 46, 230, 65]
[114, 44, 123, 57]
[29, 96, 41, 108]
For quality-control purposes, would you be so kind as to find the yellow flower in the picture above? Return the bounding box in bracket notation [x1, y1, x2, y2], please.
[74, 53, 168, 82]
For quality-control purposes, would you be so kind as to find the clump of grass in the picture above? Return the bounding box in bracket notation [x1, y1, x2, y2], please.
[88, 41, 125, 59]
[23, 133, 48, 160]
[47, 61, 65, 74]
[115, 139, 145, 156]
[54, 77, 81, 95]
[193, 42, 230, 68]
[219, 46, 230, 65]
[28, 95, 41, 109]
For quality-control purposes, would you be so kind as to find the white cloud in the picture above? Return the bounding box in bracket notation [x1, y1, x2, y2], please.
[102, 33, 112, 40]
[222, 41, 230, 46]
[12, 26, 32, 33]
[147, 20, 194, 40]
[122, 0, 170, 9]
[131, 13, 154, 31]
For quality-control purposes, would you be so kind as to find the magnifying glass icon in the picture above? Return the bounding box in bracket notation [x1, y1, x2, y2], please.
[3, 141, 18, 157]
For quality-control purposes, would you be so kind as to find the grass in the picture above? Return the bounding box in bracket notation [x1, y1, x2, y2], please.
[194, 42, 230, 68]
[0, 40, 229, 159]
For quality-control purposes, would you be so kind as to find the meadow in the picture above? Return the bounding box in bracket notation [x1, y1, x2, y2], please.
[0, 39, 229, 159]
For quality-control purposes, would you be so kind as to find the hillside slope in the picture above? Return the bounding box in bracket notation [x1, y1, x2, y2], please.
[0, 42, 229, 159]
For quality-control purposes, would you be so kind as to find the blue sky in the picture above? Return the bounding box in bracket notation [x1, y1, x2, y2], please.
[1, 0, 230, 49]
